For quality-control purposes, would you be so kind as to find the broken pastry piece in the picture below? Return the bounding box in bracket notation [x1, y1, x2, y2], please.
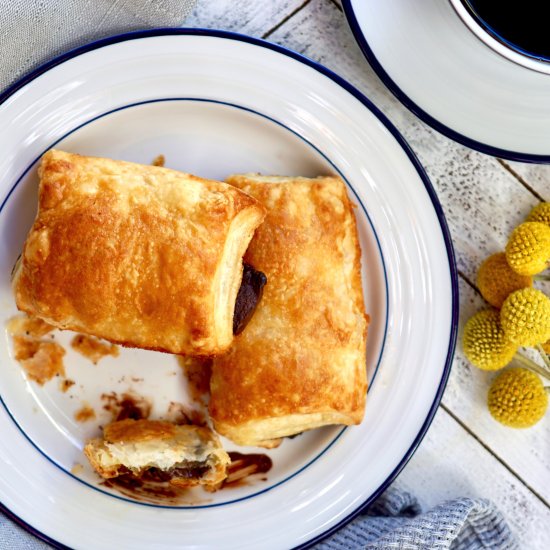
[12, 150, 266, 356]
[210, 174, 369, 447]
[84, 419, 230, 488]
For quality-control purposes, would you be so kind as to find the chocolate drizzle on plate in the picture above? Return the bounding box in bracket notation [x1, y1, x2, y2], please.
[223, 452, 273, 488]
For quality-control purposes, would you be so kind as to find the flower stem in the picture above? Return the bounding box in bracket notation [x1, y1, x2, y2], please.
[514, 353, 550, 380]
[536, 344, 550, 370]
[534, 274, 550, 281]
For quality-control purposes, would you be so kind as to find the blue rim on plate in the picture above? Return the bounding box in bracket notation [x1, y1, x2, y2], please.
[0, 28, 459, 550]
[341, 0, 550, 164]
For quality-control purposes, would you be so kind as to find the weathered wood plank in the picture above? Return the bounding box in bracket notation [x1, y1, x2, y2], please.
[396, 407, 550, 549]
[185, 0, 307, 37]
[504, 161, 550, 201]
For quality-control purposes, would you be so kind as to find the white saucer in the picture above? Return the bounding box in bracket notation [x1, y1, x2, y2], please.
[343, 0, 550, 161]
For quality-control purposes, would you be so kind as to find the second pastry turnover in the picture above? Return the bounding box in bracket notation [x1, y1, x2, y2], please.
[209, 174, 369, 447]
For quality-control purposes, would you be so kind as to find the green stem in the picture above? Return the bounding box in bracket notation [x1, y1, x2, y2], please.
[535, 344, 550, 370]
[534, 274, 550, 281]
[514, 353, 550, 380]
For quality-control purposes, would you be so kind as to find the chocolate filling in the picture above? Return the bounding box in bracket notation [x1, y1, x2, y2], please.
[233, 263, 267, 335]
[139, 462, 210, 482]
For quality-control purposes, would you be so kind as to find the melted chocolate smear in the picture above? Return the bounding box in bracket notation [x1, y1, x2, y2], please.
[102, 466, 210, 506]
[223, 452, 273, 489]
[102, 475, 180, 503]
[117, 398, 145, 420]
[162, 400, 208, 427]
[101, 391, 152, 422]
[233, 264, 267, 335]
[228, 452, 272, 474]
[176, 357, 212, 405]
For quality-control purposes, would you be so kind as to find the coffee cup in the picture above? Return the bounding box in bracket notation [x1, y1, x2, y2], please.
[449, 0, 550, 75]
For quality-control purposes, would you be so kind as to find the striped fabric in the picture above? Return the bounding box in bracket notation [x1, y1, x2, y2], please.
[315, 487, 518, 550]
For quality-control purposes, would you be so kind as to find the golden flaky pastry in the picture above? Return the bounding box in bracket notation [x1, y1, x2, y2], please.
[209, 174, 369, 447]
[84, 419, 230, 488]
[12, 150, 266, 355]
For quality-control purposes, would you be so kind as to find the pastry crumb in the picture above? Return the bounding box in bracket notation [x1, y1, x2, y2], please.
[151, 154, 165, 167]
[60, 378, 75, 393]
[71, 334, 119, 364]
[75, 403, 96, 422]
[13, 336, 65, 385]
[7, 314, 54, 338]
[71, 463, 84, 475]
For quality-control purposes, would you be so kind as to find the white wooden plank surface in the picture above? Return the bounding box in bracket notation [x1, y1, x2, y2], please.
[187, 0, 550, 546]
[505, 160, 550, 200]
[186, 0, 307, 37]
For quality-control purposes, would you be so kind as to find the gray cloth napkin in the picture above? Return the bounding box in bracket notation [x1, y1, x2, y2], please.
[0, 0, 197, 91]
[0, 1, 519, 549]
[316, 487, 518, 550]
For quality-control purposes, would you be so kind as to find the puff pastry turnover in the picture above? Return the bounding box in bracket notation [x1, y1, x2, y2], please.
[12, 150, 266, 355]
[84, 419, 230, 487]
[209, 174, 368, 447]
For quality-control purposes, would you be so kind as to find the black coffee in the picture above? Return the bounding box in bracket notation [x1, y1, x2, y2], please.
[464, 0, 550, 60]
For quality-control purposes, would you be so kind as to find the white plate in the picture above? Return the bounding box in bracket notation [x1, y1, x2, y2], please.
[343, 0, 550, 162]
[0, 30, 457, 549]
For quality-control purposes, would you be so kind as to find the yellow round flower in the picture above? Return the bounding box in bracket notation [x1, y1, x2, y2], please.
[477, 253, 532, 308]
[488, 368, 548, 428]
[500, 288, 550, 346]
[527, 202, 550, 226]
[505, 222, 550, 276]
[463, 309, 517, 370]
[542, 339, 550, 354]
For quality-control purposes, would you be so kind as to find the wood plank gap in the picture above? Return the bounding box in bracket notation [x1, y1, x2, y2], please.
[262, 0, 313, 38]
[458, 268, 478, 293]
[497, 159, 545, 202]
[441, 403, 550, 509]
